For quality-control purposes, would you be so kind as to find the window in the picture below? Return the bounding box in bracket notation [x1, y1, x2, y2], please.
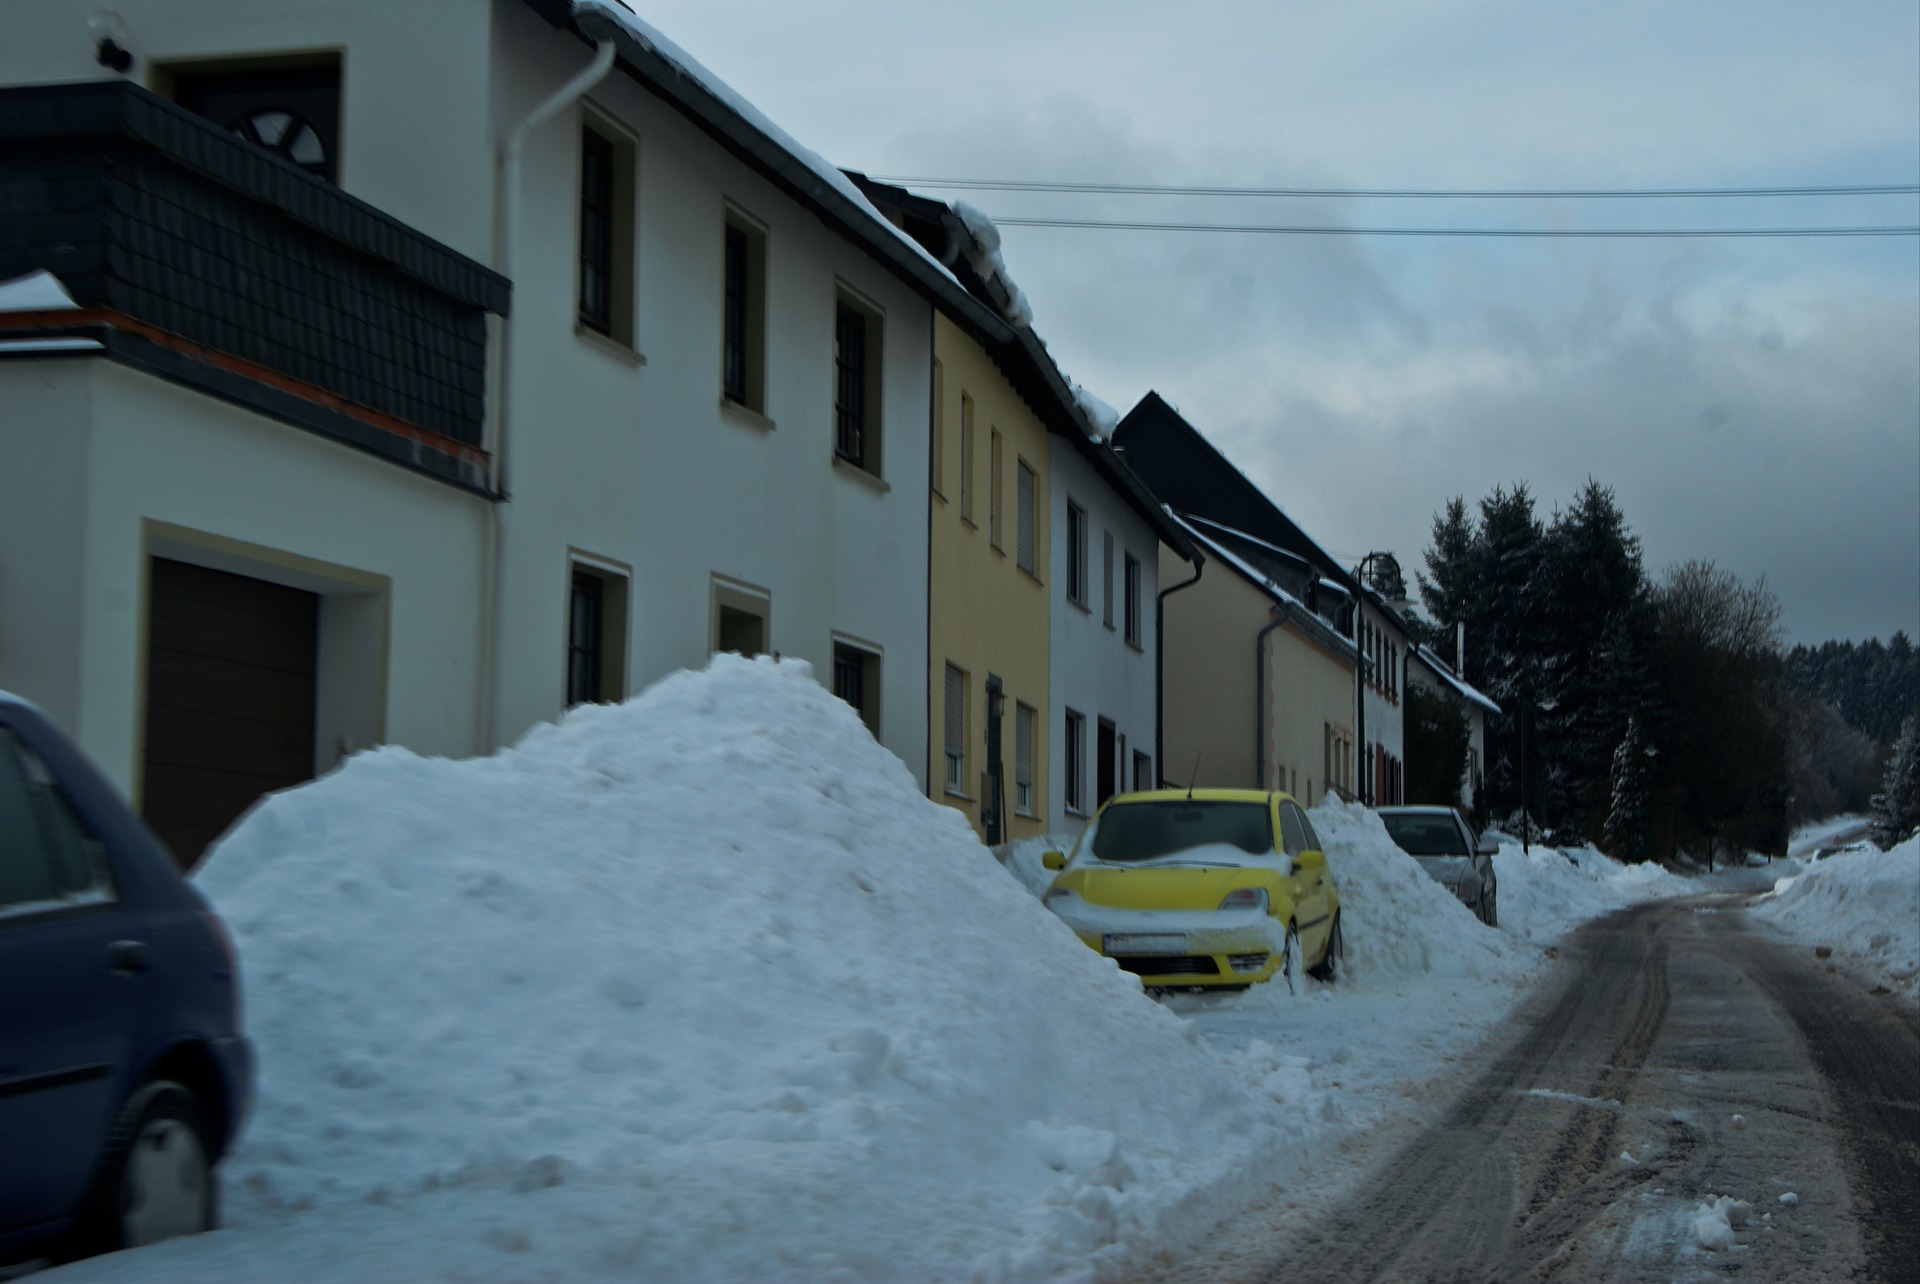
[1124, 553, 1142, 647]
[833, 290, 884, 476]
[168, 57, 342, 184]
[577, 120, 636, 345]
[989, 429, 1004, 548]
[1064, 708, 1086, 813]
[959, 394, 975, 522]
[567, 561, 629, 706]
[833, 641, 881, 737]
[944, 665, 968, 795]
[712, 578, 770, 657]
[722, 208, 767, 412]
[1015, 702, 1037, 815]
[931, 362, 945, 497]
[1067, 502, 1088, 606]
[1133, 749, 1151, 792]
[1102, 531, 1115, 627]
[0, 727, 114, 914]
[1016, 461, 1038, 575]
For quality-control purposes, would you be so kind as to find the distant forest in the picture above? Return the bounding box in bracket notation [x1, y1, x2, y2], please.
[1397, 479, 1919, 862]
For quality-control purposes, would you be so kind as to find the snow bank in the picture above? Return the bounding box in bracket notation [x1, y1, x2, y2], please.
[159, 657, 1308, 1282]
[1491, 839, 1692, 941]
[1309, 799, 1537, 983]
[1691, 1195, 1751, 1251]
[1754, 835, 1920, 1001]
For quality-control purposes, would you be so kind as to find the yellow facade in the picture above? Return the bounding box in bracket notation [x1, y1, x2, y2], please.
[928, 312, 1051, 842]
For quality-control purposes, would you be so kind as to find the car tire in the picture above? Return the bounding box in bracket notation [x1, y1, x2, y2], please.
[72, 1080, 216, 1257]
[1307, 911, 1342, 982]
[1281, 922, 1302, 992]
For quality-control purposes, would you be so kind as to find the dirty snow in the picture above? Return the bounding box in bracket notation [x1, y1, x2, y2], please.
[1489, 837, 1693, 942]
[1753, 834, 1920, 1001]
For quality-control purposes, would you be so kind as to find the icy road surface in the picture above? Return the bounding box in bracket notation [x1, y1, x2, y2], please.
[1151, 884, 1920, 1284]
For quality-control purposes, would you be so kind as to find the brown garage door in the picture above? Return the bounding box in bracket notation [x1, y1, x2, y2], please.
[142, 558, 318, 869]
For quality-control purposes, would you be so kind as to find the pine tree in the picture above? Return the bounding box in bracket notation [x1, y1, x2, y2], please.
[1869, 713, 1920, 849]
[1604, 716, 1656, 863]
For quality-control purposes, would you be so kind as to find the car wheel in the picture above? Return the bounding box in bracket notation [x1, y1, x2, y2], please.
[1307, 911, 1342, 982]
[77, 1081, 216, 1255]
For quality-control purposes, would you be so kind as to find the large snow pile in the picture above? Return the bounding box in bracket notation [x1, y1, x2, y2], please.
[1754, 835, 1920, 1000]
[1307, 799, 1537, 983]
[109, 657, 1318, 1282]
[1491, 839, 1693, 941]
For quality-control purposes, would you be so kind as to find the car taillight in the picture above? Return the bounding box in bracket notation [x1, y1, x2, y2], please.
[1218, 888, 1267, 912]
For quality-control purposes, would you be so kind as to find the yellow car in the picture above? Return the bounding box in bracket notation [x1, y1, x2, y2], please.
[1041, 789, 1342, 989]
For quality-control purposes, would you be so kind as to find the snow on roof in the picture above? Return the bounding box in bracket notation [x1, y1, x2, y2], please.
[572, 1, 966, 295]
[1411, 643, 1501, 715]
[1066, 376, 1119, 442]
[0, 269, 81, 311]
[950, 200, 1032, 327]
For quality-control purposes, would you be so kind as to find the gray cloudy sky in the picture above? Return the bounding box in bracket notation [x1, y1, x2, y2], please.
[639, 0, 1919, 645]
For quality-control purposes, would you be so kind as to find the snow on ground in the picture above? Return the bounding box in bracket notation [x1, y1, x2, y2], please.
[48, 659, 1313, 1283]
[49, 665, 1722, 1282]
[1753, 834, 1920, 1001]
[1786, 813, 1870, 860]
[1489, 837, 1694, 942]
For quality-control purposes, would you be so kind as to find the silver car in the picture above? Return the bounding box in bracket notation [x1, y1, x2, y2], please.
[1376, 806, 1499, 927]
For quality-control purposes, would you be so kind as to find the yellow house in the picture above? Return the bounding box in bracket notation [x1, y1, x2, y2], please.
[924, 311, 1054, 841]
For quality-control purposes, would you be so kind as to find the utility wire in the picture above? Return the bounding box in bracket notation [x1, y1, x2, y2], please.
[988, 216, 1920, 238]
[875, 176, 1920, 200]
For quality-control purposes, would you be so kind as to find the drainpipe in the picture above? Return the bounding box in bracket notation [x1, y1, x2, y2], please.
[479, 37, 616, 750]
[1253, 606, 1285, 790]
[1154, 555, 1203, 787]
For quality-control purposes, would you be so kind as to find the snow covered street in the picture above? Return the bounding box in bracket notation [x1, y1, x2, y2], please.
[38, 660, 1917, 1282]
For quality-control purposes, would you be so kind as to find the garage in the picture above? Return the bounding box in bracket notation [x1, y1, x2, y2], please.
[141, 557, 318, 869]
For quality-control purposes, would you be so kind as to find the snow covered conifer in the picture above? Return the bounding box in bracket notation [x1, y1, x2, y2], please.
[1869, 712, 1920, 849]
[1604, 716, 1655, 863]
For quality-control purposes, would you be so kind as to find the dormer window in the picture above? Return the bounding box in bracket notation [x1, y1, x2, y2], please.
[167, 56, 342, 183]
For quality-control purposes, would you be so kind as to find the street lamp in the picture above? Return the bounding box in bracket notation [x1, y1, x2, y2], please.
[1520, 693, 1558, 856]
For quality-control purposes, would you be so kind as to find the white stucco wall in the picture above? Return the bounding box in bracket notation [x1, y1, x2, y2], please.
[1360, 601, 1408, 803]
[1047, 444, 1161, 836]
[0, 359, 487, 799]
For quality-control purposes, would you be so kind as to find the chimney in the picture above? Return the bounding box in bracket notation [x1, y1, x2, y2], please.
[1455, 622, 1466, 678]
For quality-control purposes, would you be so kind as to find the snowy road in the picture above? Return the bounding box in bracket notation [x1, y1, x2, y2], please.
[1166, 892, 1920, 1284]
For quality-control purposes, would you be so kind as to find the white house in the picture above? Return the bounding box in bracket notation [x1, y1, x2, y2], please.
[1408, 643, 1501, 809]
[0, 0, 1007, 864]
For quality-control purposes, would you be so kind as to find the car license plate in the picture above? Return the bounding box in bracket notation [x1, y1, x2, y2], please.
[1104, 933, 1187, 955]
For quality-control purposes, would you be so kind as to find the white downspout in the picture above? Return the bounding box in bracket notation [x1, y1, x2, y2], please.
[479, 37, 616, 751]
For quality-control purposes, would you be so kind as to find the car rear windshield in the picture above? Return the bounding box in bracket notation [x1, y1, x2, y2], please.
[1090, 800, 1273, 863]
[1381, 813, 1468, 856]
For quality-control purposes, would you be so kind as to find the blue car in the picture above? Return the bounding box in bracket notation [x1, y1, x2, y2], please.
[0, 691, 252, 1266]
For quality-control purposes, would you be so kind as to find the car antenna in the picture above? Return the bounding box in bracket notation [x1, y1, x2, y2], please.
[1186, 751, 1202, 799]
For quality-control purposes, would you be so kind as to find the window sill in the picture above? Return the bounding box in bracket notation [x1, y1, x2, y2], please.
[719, 397, 776, 432]
[960, 515, 977, 530]
[1103, 620, 1116, 632]
[933, 488, 948, 504]
[1019, 566, 1043, 587]
[832, 455, 891, 493]
[1068, 596, 1090, 614]
[944, 787, 975, 802]
[1064, 805, 1089, 818]
[991, 545, 1006, 559]
[1125, 638, 1144, 654]
[574, 324, 646, 366]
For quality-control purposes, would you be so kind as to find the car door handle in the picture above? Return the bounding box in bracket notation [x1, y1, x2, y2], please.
[107, 939, 151, 976]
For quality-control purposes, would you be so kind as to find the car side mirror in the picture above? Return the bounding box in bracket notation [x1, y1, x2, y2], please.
[1477, 835, 1500, 856]
[1294, 849, 1326, 871]
[1041, 850, 1067, 871]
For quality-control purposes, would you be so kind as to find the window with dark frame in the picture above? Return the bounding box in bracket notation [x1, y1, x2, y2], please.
[723, 224, 748, 403]
[944, 664, 967, 794]
[578, 129, 615, 335]
[1102, 530, 1114, 627]
[833, 643, 879, 736]
[989, 429, 1003, 547]
[1015, 702, 1036, 815]
[1064, 708, 1086, 812]
[1124, 552, 1142, 646]
[567, 570, 604, 706]
[834, 303, 867, 465]
[1067, 502, 1088, 605]
[959, 394, 975, 520]
[1016, 461, 1037, 574]
[1133, 748, 1151, 792]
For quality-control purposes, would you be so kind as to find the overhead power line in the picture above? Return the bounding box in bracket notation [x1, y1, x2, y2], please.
[875, 176, 1920, 200]
[987, 216, 1920, 238]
